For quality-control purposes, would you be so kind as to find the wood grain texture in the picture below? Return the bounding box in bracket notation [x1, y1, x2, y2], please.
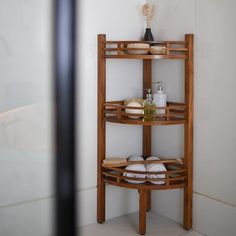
[97, 34, 194, 234]
[183, 34, 194, 230]
[97, 34, 106, 223]
[143, 60, 152, 212]
[139, 190, 147, 235]
[105, 116, 186, 125]
[104, 179, 186, 190]
[102, 158, 184, 168]
[106, 40, 186, 44]
[106, 54, 186, 60]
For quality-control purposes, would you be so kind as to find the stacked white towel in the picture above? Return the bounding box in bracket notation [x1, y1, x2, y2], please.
[123, 155, 146, 184]
[145, 156, 167, 185]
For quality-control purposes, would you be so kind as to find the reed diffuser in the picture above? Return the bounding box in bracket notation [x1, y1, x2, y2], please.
[142, 3, 155, 41]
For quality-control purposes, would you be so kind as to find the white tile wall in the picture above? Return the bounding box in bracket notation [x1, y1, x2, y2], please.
[150, 1, 236, 236]
[0, 198, 53, 236]
[78, 185, 139, 227]
[0, 1, 53, 236]
[193, 193, 236, 236]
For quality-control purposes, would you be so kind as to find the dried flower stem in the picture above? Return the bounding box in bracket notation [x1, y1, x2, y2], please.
[142, 3, 155, 28]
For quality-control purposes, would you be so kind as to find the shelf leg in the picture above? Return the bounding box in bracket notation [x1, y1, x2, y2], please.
[97, 34, 106, 224]
[139, 190, 147, 235]
[143, 60, 152, 212]
[146, 191, 151, 212]
[97, 183, 105, 223]
[184, 184, 192, 229]
[183, 34, 194, 230]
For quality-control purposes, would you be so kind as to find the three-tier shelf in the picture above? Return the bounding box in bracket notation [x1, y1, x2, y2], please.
[97, 34, 194, 235]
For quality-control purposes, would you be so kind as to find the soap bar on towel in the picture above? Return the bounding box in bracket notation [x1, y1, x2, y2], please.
[146, 156, 166, 185]
[123, 155, 146, 184]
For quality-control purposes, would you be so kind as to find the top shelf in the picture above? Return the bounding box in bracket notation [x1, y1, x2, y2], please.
[102, 37, 190, 60]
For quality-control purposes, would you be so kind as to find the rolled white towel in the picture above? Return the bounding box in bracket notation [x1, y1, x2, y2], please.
[123, 156, 146, 184]
[146, 156, 167, 185]
[128, 155, 143, 161]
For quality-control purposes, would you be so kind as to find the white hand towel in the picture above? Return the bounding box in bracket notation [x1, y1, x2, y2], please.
[128, 155, 144, 161]
[123, 156, 146, 184]
[146, 156, 167, 185]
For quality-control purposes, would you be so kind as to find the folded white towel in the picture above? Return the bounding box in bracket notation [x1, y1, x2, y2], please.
[123, 156, 146, 184]
[146, 156, 167, 185]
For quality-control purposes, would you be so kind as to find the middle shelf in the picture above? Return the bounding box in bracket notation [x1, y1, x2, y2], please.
[104, 100, 187, 125]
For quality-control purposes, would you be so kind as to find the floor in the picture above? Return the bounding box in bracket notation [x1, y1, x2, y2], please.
[79, 212, 205, 236]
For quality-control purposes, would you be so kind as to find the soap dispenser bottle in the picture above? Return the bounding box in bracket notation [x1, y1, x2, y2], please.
[143, 88, 156, 121]
[153, 81, 167, 114]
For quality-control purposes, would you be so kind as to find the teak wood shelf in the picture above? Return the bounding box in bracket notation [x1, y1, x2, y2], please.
[97, 34, 194, 235]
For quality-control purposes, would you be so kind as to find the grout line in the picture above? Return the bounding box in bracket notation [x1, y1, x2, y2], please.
[194, 229, 208, 236]
[180, 231, 194, 236]
[0, 185, 97, 210]
[151, 211, 208, 236]
[1, 186, 235, 214]
[0, 196, 54, 210]
[150, 210, 182, 226]
[78, 185, 97, 192]
[193, 191, 236, 208]
[180, 230, 206, 236]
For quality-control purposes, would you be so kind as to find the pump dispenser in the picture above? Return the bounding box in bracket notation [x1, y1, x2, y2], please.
[143, 88, 156, 121]
[153, 81, 167, 114]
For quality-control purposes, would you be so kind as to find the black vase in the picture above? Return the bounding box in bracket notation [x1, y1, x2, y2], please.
[144, 28, 154, 41]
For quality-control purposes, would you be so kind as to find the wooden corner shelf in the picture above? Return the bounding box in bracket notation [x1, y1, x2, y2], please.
[97, 34, 194, 234]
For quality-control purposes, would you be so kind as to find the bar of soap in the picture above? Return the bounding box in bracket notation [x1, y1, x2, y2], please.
[125, 102, 143, 119]
[103, 157, 127, 165]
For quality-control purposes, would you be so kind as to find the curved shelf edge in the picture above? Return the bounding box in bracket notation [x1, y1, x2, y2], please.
[106, 116, 186, 126]
[104, 178, 186, 190]
[105, 54, 187, 60]
[104, 100, 187, 126]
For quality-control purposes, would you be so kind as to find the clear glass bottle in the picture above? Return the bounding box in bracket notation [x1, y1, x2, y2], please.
[153, 81, 167, 114]
[143, 89, 156, 121]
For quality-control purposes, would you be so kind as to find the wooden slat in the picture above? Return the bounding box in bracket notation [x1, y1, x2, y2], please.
[105, 116, 186, 126]
[102, 167, 186, 175]
[106, 54, 187, 60]
[105, 110, 186, 118]
[97, 34, 106, 224]
[104, 178, 186, 190]
[102, 173, 186, 184]
[183, 34, 194, 230]
[106, 40, 186, 44]
[105, 47, 188, 52]
[102, 158, 184, 167]
[105, 103, 187, 110]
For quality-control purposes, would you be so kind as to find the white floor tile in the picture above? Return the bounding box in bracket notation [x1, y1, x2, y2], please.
[78, 212, 205, 236]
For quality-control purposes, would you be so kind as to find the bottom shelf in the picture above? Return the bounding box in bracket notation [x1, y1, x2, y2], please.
[102, 160, 187, 190]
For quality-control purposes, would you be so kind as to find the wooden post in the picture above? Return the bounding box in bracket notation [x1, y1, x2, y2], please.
[139, 190, 147, 235]
[183, 34, 194, 230]
[143, 59, 152, 212]
[97, 34, 106, 223]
